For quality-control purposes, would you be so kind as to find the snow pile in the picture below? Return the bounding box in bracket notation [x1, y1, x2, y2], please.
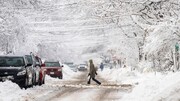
[99, 68, 180, 101]
[0, 80, 25, 101]
[99, 67, 140, 84]
[121, 72, 180, 101]
[138, 61, 154, 72]
[62, 64, 80, 80]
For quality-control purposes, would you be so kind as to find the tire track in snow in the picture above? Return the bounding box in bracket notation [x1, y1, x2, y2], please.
[94, 75, 132, 101]
[96, 87, 132, 101]
[45, 87, 83, 101]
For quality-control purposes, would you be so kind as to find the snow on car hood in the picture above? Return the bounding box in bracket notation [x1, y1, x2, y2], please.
[0, 66, 25, 70]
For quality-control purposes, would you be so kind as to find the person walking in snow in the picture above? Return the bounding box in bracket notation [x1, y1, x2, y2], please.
[100, 62, 104, 71]
[87, 59, 101, 85]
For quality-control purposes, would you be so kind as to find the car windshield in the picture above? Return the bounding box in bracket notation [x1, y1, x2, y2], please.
[45, 62, 60, 67]
[0, 57, 25, 67]
[79, 64, 86, 66]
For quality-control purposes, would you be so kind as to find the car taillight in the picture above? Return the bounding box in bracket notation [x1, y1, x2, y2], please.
[41, 64, 45, 67]
[58, 68, 62, 71]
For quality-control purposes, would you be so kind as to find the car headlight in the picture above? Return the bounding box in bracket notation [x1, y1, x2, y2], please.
[17, 70, 26, 76]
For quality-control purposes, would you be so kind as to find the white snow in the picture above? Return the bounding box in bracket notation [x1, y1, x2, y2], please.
[1, 0, 180, 101]
[53, 89, 100, 101]
[0, 81, 22, 101]
[62, 64, 81, 80]
[0, 67, 180, 101]
[99, 68, 180, 101]
[99, 67, 139, 84]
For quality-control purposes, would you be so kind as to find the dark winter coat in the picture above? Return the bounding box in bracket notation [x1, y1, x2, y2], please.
[89, 60, 97, 78]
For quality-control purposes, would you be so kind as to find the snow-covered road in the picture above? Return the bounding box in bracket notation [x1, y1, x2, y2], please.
[21, 71, 132, 101]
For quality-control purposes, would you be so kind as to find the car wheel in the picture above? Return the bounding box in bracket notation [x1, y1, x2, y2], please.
[38, 75, 41, 85]
[39, 81, 42, 86]
[38, 77, 42, 86]
[59, 76, 63, 79]
[33, 74, 36, 85]
[33, 75, 37, 85]
[42, 77, 45, 84]
[24, 76, 29, 89]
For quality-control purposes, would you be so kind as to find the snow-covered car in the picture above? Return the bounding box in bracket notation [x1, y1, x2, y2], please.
[43, 61, 63, 79]
[0, 55, 34, 88]
[25, 53, 41, 85]
[77, 64, 88, 71]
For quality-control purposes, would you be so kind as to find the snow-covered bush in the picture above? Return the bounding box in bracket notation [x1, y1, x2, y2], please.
[0, 0, 43, 54]
[0, 1, 26, 54]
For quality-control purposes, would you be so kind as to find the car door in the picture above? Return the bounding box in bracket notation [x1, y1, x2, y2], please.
[24, 56, 34, 86]
[30, 54, 40, 83]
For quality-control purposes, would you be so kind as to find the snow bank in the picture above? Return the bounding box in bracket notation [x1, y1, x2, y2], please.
[121, 72, 180, 101]
[62, 64, 80, 80]
[99, 67, 140, 84]
[99, 68, 180, 101]
[0, 80, 26, 101]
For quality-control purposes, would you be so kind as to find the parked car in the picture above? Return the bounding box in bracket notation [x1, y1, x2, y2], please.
[77, 64, 88, 71]
[34, 55, 45, 85]
[25, 53, 41, 85]
[43, 61, 63, 79]
[0, 55, 34, 88]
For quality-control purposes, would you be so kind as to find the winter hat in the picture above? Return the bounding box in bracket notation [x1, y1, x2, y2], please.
[89, 59, 93, 63]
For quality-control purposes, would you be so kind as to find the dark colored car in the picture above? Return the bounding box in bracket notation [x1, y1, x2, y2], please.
[25, 53, 41, 85]
[0, 55, 34, 88]
[43, 61, 63, 79]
